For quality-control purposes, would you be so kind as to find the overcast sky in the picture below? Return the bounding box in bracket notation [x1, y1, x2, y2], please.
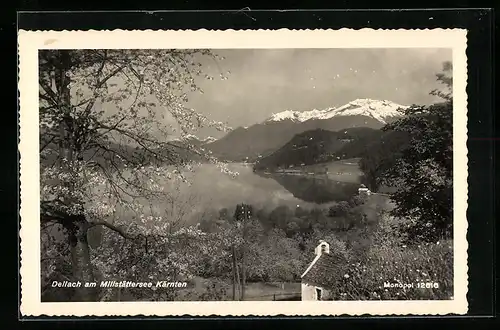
[184, 48, 451, 137]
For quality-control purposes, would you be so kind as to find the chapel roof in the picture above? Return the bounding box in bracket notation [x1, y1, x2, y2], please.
[301, 251, 348, 288]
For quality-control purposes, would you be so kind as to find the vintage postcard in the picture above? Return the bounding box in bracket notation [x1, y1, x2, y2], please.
[19, 28, 468, 316]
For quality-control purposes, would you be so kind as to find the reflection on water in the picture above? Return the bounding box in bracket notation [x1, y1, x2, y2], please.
[254, 172, 360, 204]
[185, 163, 318, 211]
[111, 163, 362, 225]
[185, 163, 361, 210]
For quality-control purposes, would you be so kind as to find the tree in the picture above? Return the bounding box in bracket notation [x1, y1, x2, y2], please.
[294, 205, 309, 218]
[358, 130, 411, 191]
[39, 49, 234, 301]
[218, 208, 229, 221]
[199, 208, 220, 233]
[162, 181, 201, 233]
[328, 201, 350, 218]
[268, 205, 293, 229]
[380, 61, 453, 243]
[232, 203, 253, 300]
[233, 203, 253, 222]
[264, 228, 304, 282]
[285, 219, 301, 237]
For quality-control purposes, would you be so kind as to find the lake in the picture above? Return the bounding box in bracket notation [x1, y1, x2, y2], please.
[105, 160, 364, 227]
[90, 160, 363, 246]
[173, 160, 362, 216]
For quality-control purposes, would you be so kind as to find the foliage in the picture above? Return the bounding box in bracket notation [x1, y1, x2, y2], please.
[41, 224, 75, 301]
[260, 229, 304, 282]
[331, 61, 454, 243]
[319, 209, 453, 301]
[331, 240, 453, 300]
[358, 130, 411, 191]
[380, 61, 453, 243]
[265, 205, 294, 229]
[39, 49, 235, 301]
[185, 278, 231, 301]
[233, 203, 253, 223]
[92, 223, 236, 301]
[230, 197, 453, 302]
[328, 201, 351, 217]
[319, 62, 455, 301]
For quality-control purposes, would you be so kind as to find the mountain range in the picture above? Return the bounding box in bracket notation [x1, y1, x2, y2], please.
[171, 134, 217, 147]
[265, 98, 406, 124]
[40, 137, 203, 169]
[204, 98, 408, 162]
[39, 98, 408, 168]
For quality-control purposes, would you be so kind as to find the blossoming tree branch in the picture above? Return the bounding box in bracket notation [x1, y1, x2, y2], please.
[39, 49, 238, 301]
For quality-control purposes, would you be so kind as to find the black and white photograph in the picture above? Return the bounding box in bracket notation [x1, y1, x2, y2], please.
[19, 29, 468, 316]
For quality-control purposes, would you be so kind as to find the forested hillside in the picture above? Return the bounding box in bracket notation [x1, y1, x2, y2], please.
[333, 129, 411, 191]
[253, 127, 377, 171]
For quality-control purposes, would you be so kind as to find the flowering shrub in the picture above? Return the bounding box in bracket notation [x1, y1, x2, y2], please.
[319, 206, 453, 301]
[40, 224, 77, 301]
[91, 221, 229, 301]
[177, 277, 231, 301]
[38, 49, 240, 301]
[86, 211, 251, 301]
[330, 240, 453, 300]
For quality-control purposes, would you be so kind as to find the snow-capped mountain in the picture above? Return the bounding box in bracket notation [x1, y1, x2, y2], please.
[267, 109, 331, 123]
[179, 134, 216, 143]
[205, 98, 407, 162]
[170, 134, 218, 146]
[202, 136, 217, 144]
[266, 99, 408, 125]
[181, 134, 199, 141]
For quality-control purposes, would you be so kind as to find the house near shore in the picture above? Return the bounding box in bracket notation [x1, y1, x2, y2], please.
[358, 184, 371, 196]
[301, 240, 347, 301]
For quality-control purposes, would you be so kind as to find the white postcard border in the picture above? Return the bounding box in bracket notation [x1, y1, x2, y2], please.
[19, 28, 468, 316]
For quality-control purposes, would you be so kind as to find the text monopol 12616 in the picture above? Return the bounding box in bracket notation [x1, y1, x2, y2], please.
[383, 282, 440, 289]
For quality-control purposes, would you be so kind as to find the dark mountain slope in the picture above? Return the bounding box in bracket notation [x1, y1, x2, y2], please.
[253, 127, 377, 171]
[205, 116, 384, 162]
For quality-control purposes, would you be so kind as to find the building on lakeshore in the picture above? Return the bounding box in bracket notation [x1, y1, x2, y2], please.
[358, 184, 371, 196]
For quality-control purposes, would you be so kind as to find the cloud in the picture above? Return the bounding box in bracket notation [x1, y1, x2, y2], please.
[187, 48, 452, 131]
